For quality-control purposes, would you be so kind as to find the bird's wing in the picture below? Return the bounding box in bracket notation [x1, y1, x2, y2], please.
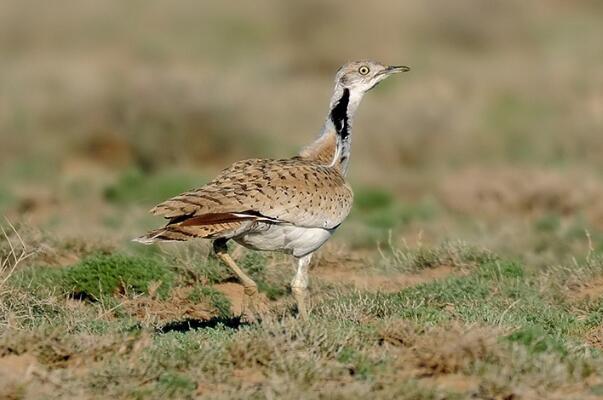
[150, 158, 353, 230]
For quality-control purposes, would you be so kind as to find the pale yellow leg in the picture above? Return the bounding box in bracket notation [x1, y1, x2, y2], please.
[291, 287, 308, 321]
[213, 240, 265, 322]
[291, 254, 312, 320]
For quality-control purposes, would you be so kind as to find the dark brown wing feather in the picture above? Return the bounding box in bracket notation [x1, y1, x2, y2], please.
[134, 212, 262, 243]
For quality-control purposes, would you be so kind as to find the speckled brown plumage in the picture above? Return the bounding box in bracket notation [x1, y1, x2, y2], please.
[142, 156, 353, 241]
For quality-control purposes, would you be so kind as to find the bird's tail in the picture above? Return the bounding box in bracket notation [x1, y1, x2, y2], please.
[132, 228, 185, 244]
[132, 212, 268, 245]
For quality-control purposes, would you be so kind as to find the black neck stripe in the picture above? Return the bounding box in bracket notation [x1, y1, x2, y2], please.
[330, 88, 350, 139]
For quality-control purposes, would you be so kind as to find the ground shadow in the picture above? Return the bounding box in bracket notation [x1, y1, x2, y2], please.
[156, 316, 250, 333]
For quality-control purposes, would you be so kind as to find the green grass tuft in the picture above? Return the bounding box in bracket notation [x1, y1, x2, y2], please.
[63, 253, 174, 300]
[506, 326, 568, 355]
[187, 285, 232, 318]
[379, 241, 496, 273]
[11, 267, 67, 297]
[156, 372, 197, 397]
[336, 346, 379, 380]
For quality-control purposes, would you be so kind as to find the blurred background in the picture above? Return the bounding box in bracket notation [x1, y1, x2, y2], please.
[1, 0, 602, 266]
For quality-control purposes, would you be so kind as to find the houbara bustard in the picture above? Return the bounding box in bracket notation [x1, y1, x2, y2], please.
[135, 61, 409, 321]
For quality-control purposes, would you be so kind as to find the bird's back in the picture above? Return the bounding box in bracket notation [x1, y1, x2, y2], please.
[140, 157, 353, 243]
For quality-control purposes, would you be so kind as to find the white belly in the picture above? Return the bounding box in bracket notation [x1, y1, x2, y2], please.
[234, 223, 334, 257]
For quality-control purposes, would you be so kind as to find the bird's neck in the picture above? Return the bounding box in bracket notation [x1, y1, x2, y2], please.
[300, 86, 363, 176]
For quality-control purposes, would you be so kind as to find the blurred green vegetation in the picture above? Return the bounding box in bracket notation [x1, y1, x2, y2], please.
[104, 169, 206, 205]
[346, 187, 438, 248]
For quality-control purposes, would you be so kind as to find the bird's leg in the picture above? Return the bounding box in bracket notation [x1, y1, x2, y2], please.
[291, 253, 313, 320]
[213, 239, 264, 322]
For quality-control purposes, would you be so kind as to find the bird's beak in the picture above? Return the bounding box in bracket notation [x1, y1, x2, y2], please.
[385, 65, 410, 74]
[368, 65, 410, 91]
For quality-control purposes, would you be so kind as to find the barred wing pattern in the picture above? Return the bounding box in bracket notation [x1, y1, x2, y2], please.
[139, 158, 353, 242]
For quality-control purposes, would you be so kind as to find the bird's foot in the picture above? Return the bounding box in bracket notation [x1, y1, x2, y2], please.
[240, 285, 270, 323]
[291, 287, 309, 321]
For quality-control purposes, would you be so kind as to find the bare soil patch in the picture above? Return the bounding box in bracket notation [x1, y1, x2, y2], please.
[567, 277, 603, 304]
[214, 282, 245, 316]
[421, 373, 480, 394]
[585, 326, 603, 350]
[440, 167, 603, 225]
[122, 287, 212, 323]
[0, 354, 39, 398]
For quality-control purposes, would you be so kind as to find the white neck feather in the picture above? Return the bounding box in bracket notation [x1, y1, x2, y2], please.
[301, 84, 365, 176]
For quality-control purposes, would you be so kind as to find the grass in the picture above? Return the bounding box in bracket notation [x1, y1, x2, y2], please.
[377, 240, 494, 273]
[3, 234, 603, 398]
[64, 254, 174, 299]
[240, 251, 288, 300]
[13, 253, 175, 300]
[187, 286, 232, 318]
[162, 247, 235, 286]
[377, 261, 584, 342]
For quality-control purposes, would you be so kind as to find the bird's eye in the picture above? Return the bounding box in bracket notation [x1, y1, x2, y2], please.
[358, 66, 370, 75]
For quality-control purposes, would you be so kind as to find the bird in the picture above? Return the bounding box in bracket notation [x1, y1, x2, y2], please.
[134, 60, 409, 321]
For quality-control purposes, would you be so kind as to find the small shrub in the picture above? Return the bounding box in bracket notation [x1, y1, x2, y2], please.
[63, 253, 174, 300]
[336, 347, 376, 379]
[240, 251, 267, 280]
[259, 281, 286, 301]
[201, 258, 234, 284]
[187, 286, 231, 318]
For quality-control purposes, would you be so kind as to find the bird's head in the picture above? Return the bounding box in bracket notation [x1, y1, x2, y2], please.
[334, 60, 410, 94]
